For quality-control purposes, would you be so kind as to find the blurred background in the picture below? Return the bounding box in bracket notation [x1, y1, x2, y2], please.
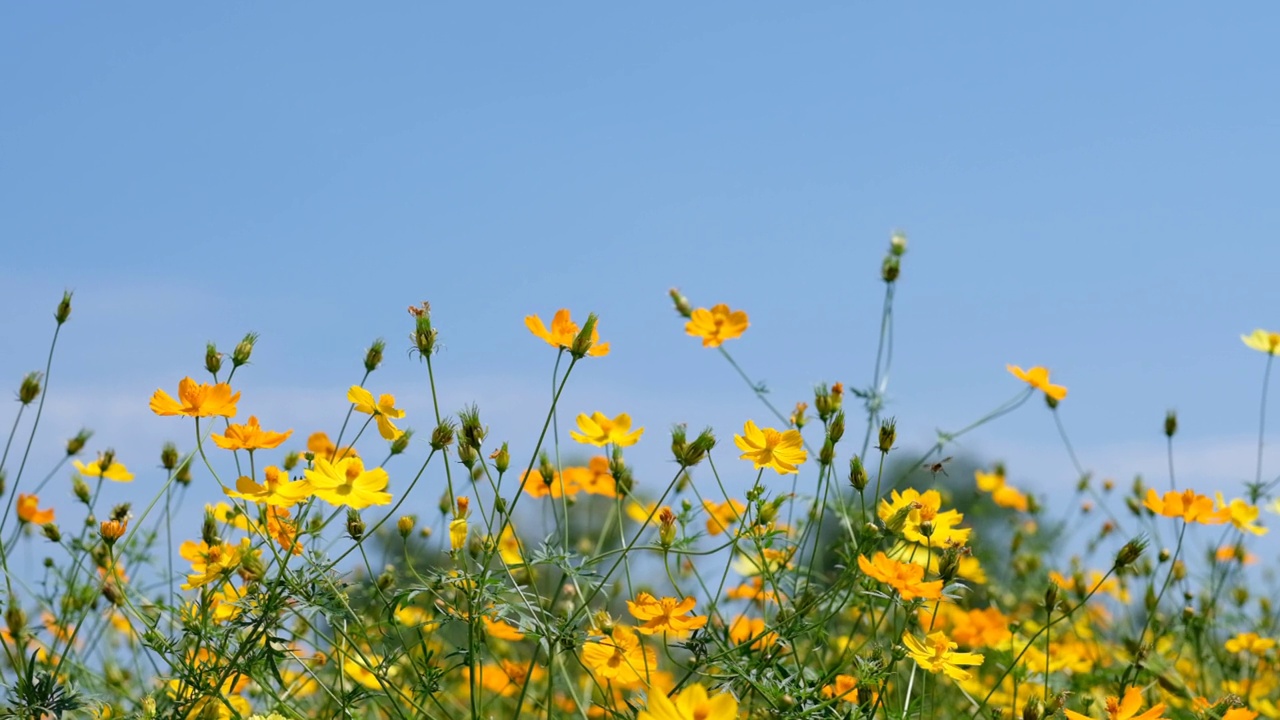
[3, 3, 1279, 538]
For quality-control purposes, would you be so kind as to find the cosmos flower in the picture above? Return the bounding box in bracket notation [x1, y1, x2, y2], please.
[685, 304, 749, 348]
[1241, 329, 1280, 355]
[639, 683, 738, 720]
[1063, 687, 1168, 720]
[211, 416, 293, 451]
[902, 631, 984, 681]
[150, 377, 240, 418]
[734, 420, 806, 474]
[525, 309, 610, 357]
[570, 412, 644, 447]
[626, 593, 708, 637]
[1006, 365, 1068, 402]
[347, 386, 405, 441]
[304, 457, 392, 509]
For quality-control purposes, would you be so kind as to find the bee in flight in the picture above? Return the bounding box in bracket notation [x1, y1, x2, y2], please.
[923, 457, 953, 477]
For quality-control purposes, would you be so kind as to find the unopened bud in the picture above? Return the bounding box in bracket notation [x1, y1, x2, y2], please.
[408, 302, 437, 358]
[42, 523, 61, 542]
[849, 455, 868, 491]
[18, 372, 42, 405]
[1045, 394, 1059, 410]
[204, 343, 223, 376]
[1115, 536, 1148, 569]
[877, 418, 896, 454]
[430, 420, 456, 451]
[73, 476, 91, 503]
[231, 332, 258, 368]
[827, 411, 845, 444]
[202, 511, 219, 546]
[1022, 696, 1043, 720]
[819, 439, 835, 467]
[100, 519, 127, 546]
[658, 507, 678, 547]
[569, 313, 600, 359]
[55, 291, 73, 324]
[346, 509, 365, 541]
[1164, 410, 1177, 438]
[458, 404, 486, 449]
[175, 462, 192, 486]
[389, 429, 412, 456]
[364, 339, 386, 373]
[160, 442, 180, 471]
[669, 288, 693, 319]
[397, 515, 415, 538]
[490, 442, 510, 473]
[457, 442, 478, 470]
[66, 429, 92, 457]
[1044, 582, 1059, 610]
[881, 256, 900, 283]
[890, 231, 908, 257]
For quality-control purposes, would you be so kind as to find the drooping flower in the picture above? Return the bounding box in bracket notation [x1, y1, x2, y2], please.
[347, 386, 405, 441]
[150, 377, 240, 418]
[16, 494, 54, 525]
[1006, 365, 1067, 401]
[858, 552, 944, 601]
[304, 457, 392, 509]
[1063, 686, 1168, 720]
[1242, 329, 1280, 355]
[73, 455, 135, 483]
[902, 631, 984, 681]
[627, 593, 708, 637]
[525, 309, 610, 357]
[638, 682, 739, 720]
[734, 420, 806, 474]
[685, 304, 749, 348]
[569, 412, 644, 447]
[1144, 488, 1230, 525]
[211, 416, 293, 451]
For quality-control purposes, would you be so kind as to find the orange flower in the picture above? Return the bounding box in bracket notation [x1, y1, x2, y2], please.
[580, 626, 653, 686]
[974, 468, 1029, 512]
[1144, 488, 1230, 525]
[1006, 365, 1067, 401]
[525, 309, 609, 357]
[1063, 687, 1168, 720]
[728, 616, 778, 651]
[562, 456, 616, 497]
[858, 552, 944, 601]
[16, 494, 54, 525]
[821, 675, 859, 703]
[150, 377, 240, 418]
[703, 499, 745, 536]
[211, 416, 293, 451]
[521, 469, 580, 499]
[626, 593, 708, 637]
[685, 304, 749, 348]
[483, 616, 526, 641]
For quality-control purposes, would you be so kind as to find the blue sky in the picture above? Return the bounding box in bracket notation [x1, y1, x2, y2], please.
[3, 4, 1280, 533]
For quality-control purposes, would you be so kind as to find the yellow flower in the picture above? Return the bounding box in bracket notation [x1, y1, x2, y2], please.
[569, 412, 644, 447]
[1225, 632, 1276, 654]
[902, 631, 984, 681]
[728, 616, 778, 651]
[347, 386, 405, 441]
[16, 494, 54, 525]
[626, 593, 708, 637]
[639, 682, 738, 720]
[525, 309, 610, 357]
[974, 468, 1029, 512]
[685, 304, 749, 348]
[858, 552, 944, 601]
[734, 420, 806, 474]
[821, 675, 859, 703]
[1006, 365, 1067, 401]
[306, 431, 358, 462]
[1063, 687, 1168, 720]
[1144, 488, 1230, 525]
[223, 466, 313, 507]
[150, 377, 240, 418]
[73, 455, 135, 482]
[703, 499, 745, 536]
[304, 457, 392, 509]
[1215, 493, 1267, 535]
[1242, 329, 1280, 355]
[449, 517, 468, 551]
[581, 626, 652, 686]
[483, 616, 525, 641]
[496, 524, 523, 566]
[878, 488, 971, 546]
[211, 416, 293, 451]
[178, 539, 248, 590]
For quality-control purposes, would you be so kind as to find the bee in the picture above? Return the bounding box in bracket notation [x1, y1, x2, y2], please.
[923, 457, 953, 477]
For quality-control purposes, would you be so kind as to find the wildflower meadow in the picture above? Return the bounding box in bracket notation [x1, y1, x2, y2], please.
[2, 237, 1277, 720]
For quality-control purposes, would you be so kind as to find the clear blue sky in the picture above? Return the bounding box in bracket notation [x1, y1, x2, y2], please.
[4, 4, 1280, 525]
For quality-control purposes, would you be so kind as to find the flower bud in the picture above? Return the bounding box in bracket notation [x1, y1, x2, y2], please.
[1044, 582, 1059, 611]
[1022, 696, 1043, 720]
[397, 515, 415, 538]
[73, 476, 91, 504]
[827, 411, 845, 444]
[430, 420, 456, 451]
[111, 503, 130, 522]
[66, 429, 92, 457]
[1164, 410, 1177, 438]
[160, 442, 179, 471]
[389, 429, 413, 456]
[881, 256, 900, 283]
[54, 291, 73, 325]
[570, 313, 600, 358]
[1045, 394, 1059, 410]
[670, 424, 689, 464]
[100, 519, 127, 546]
[1114, 536, 1148, 570]
[848, 455, 868, 491]
[814, 385, 834, 421]
[457, 442, 478, 470]
[408, 302, 438, 358]
[819, 439, 836, 467]
[364, 338, 386, 373]
[658, 507, 678, 547]
[204, 343, 223, 376]
[890, 231, 908, 257]
[231, 332, 258, 368]
[789, 402, 808, 429]
[18, 372, 42, 405]
[346, 510, 365, 541]
[877, 418, 896, 454]
[459, 405, 486, 449]
[42, 523, 61, 542]
[101, 582, 123, 606]
[175, 462, 192, 486]
[669, 288, 693, 319]
[202, 511, 219, 546]
[490, 442, 510, 474]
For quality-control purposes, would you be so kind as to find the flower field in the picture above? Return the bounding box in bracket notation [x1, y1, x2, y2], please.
[0, 237, 1275, 720]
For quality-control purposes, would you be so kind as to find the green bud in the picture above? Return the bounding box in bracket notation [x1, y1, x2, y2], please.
[66, 429, 92, 456]
[231, 332, 258, 367]
[18, 372, 42, 405]
[54, 291, 73, 325]
[204, 342, 223, 376]
[364, 338, 386, 372]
